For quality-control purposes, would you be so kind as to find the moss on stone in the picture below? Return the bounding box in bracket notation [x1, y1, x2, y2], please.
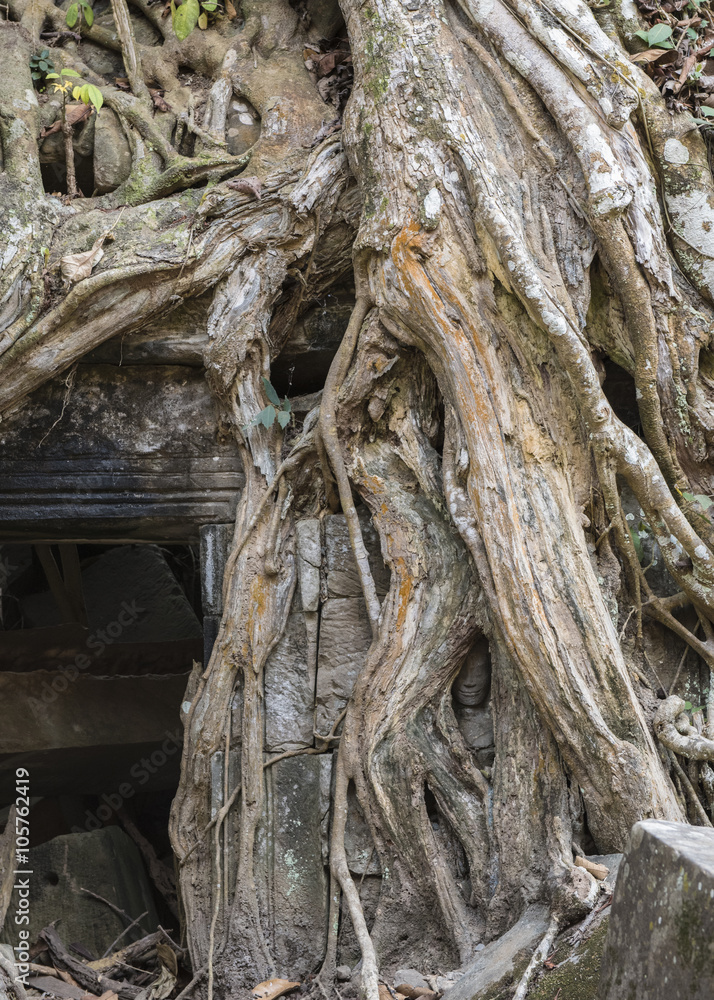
[526, 919, 609, 1000]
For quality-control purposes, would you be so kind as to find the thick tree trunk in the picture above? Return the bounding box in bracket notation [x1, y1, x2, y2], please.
[4, 0, 714, 995]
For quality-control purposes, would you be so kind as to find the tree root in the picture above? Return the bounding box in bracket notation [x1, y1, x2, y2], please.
[512, 914, 559, 1000]
[655, 697, 714, 761]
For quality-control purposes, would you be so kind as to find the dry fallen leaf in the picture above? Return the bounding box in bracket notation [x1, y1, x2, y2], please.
[148, 966, 176, 1000]
[96, 992, 119, 1000]
[630, 48, 670, 64]
[574, 855, 609, 880]
[155, 941, 178, 977]
[40, 103, 92, 138]
[60, 235, 106, 284]
[226, 176, 262, 200]
[251, 979, 300, 1000]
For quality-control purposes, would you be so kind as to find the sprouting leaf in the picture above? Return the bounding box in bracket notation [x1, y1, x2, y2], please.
[201, 0, 218, 9]
[81, 1, 94, 26]
[276, 409, 291, 429]
[279, 398, 291, 412]
[198, 11, 208, 27]
[172, 0, 200, 41]
[62, 68, 81, 77]
[648, 23, 674, 44]
[682, 490, 714, 509]
[46, 72, 59, 79]
[261, 376, 281, 407]
[85, 83, 103, 109]
[258, 405, 277, 428]
[66, 3, 79, 26]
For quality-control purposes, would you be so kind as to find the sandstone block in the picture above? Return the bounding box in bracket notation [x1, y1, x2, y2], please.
[315, 598, 372, 734]
[599, 819, 714, 1000]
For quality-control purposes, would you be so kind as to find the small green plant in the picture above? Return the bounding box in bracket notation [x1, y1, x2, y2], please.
[45, 69, 102, 199]
[244, 378, 292, 431]
[635, 24, 674, 48]
[66, 0, 94, 28]
[30, 50, 55, 85]
[171, 0, 220, 38]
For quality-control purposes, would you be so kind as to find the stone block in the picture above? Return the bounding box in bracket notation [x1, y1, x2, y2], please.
[442, 905, 551, 1000]
[295, 519, 321, 612]
[324, 513, 389, 599]
[18, 827, 158, 959]
[344, 785, 380, 875]
[599, 819, 714, 1000]
[315, 598, 372, 734]
[270, 755, 328, 978]
[265, 612, 317, 751]
[93, 108, 131, 194]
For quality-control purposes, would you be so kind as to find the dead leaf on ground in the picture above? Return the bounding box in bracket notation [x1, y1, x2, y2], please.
[149, 88, 171, 112]
[148, 966, 176, 1000]
[574, 855, 609, 880]
[40, 103, 92, 138]
[96, 992, 119, 1000]
[251, 979, 300, 1000]
[155, 941, 178, 977]
[60, 235, 106, 284]
[225, 176, 262, 200]
[225, 0, 237, 17]
[630, 48, 670, 63]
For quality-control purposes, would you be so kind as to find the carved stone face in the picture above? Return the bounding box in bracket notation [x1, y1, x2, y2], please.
[453, 639, 491, 708]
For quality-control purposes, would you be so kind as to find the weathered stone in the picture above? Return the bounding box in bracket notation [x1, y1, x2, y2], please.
[324, 512, 390, 599]
[265, 612, 316, 751]
[315, 598, 372, 734]
[336, 965, 352, 981]
[296, 518, 321, 612]
[599, 819, 714, 1000]
[442, 905, 551, 1000]
[394, 970, 429, 990]
[270, 755, 328, 978]
[21, 827, 159, 959]
[93, 108, 131, 194]
[224, 98, 261, 156]
[21, 544, 202, 641]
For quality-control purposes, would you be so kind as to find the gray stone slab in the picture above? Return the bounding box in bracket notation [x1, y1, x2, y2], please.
[324, 513, 390, 599]
[315, 598, 372, 734]
[600, 819, 714, 1000]
[442, 904, 551, 1000]
[265, 612, 316, 751]
[271, 755, 328, 978]
[296, 519, 321, 612]
[5, 827, 159, 959]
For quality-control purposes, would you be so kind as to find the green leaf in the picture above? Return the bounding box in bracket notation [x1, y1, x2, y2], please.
[66, 3, 79, 27]
[279, 397, 291, 411]
[687, 27, 698, 38]
[40, 49, 49, 58]
[198, 11, 207, 27]
[201, 0, 218, 9]
[172, 0, 200, 41]
[276, 410, 291, 429]
[81, 2, 94, 26]
[45, 72, 59, 79]
[84, 83, 103, 109]
[635, 29, 649, 41]
[31, 71, 42, 80]
[682, 489, 714, 506]
[61, 68, 81, 77]
[39, 60, 48, 71]
[648, 23, 674, 45]
[258, 405, 277, 428]
[629, 528, 644, 563]
[261, 376, 281, 407]
[684, 701, 693, 710]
